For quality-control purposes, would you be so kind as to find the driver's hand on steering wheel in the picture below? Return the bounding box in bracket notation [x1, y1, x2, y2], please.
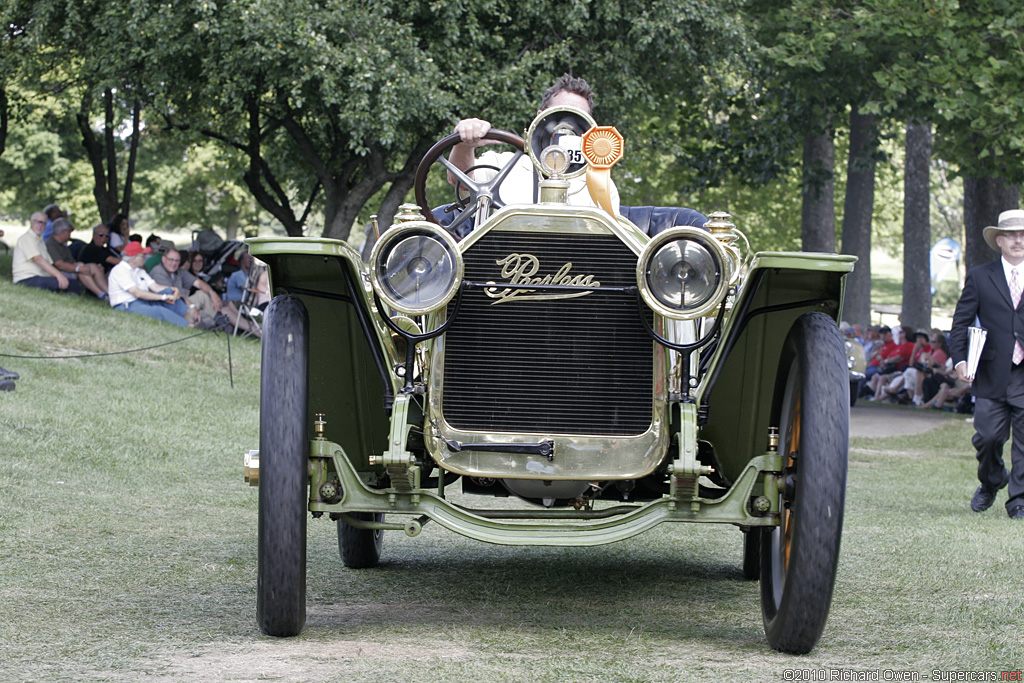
[454, 118, 495, 147]
[448, 118, 502, 186]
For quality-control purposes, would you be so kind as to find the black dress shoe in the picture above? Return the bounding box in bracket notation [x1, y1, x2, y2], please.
[1009, 506, 1024, 520]
[971, 470, 1010, 512]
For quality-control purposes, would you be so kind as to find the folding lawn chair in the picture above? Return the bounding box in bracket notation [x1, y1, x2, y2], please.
[232, 263, 267, 339]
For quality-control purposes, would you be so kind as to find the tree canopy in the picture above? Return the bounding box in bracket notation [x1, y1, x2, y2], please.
[1, 0, 1021, 288]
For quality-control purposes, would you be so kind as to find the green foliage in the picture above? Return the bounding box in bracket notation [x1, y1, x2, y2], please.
[3, 0, 1023, 249]
[131, 130, 263, 236]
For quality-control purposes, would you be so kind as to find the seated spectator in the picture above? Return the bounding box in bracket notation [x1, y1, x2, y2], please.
[107, 213, 130, 252]
[108, 242, 191, 327]
[40, 203, 68, 242]
[45, 218, 109, 299]
[224, 250, 255, 304]
[914, 331, 969, 410]
[868, 325, 917, 401]
[919, 373, 971, 410]
[144, 240, 168, 273]
[903, 332, 951, 406]
[79, 224, 121, 275]
[911, 344, 960, 408]
[861, 325, 895, 396]
[151, 247, 245, 330]
[872, 329, 931, 402]
[143, 235, 162, 270]
[221, 250, 266, 336]
[225, 250, 269, 306]
[12, 212, 83, 294]
[862, 325, 881, 359]
[185, 251, 210, 285]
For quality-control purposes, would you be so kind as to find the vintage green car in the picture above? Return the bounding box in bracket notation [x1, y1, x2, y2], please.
[244, 106, 856, 653]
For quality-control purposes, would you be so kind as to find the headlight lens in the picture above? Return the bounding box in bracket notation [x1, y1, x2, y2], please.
[648, 240, 719, 310]
[370, 222, 463, 315]
[637, 227, 731, 319]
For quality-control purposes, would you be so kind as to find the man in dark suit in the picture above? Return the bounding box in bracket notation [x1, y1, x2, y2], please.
[950, 209, 1024, 519]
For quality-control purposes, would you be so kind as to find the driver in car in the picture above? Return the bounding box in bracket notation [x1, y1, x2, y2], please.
[447, 73, 621, 214]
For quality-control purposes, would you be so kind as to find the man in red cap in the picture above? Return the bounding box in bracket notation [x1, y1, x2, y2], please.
[107, 241, 191, 327]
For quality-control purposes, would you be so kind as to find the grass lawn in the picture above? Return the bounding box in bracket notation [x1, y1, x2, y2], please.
[1, 255, 1020, 682]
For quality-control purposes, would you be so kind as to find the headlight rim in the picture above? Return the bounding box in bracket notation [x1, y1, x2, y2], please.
[369, 221, 464, 316]
[636, 226, 732, 320]
[525, 105, 597, 180]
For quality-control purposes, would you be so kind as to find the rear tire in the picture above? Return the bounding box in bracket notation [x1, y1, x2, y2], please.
[760, 312, 848, 654]
[257, 295, 309, 637]
[338, 512, 385, 569]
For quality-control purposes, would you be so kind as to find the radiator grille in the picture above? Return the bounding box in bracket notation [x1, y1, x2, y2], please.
[441, 231, 653, 436]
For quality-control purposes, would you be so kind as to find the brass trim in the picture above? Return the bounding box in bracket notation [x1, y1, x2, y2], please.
[458, 205, 648, 256]
[636, 226, 734, 320]
[368, 221, 465, 316]
[524, 105, 597, 180]
[425, 330, 670, 481]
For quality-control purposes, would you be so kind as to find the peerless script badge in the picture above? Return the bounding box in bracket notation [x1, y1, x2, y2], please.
[484, 253, 601, 304]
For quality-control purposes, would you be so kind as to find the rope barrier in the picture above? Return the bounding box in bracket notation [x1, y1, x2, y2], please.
[0, 328, 215, 359]
[0, 327, 243, 388]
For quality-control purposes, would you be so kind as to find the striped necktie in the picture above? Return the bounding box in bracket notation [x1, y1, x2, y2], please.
[1012, 268, 1023, 364]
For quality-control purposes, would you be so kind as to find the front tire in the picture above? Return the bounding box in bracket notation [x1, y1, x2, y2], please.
[760, 312, 848, 654]
[338, 512, 385, 569]
[257, 295, 310, 637]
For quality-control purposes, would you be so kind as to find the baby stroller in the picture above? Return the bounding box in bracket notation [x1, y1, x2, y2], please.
[191, 230, 244, 293]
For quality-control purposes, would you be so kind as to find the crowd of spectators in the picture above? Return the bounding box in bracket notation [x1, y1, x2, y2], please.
[848, 322, 971, 412]
[8, 204, 266, 336]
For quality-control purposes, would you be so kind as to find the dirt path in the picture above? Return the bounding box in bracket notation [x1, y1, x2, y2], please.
[850, 401, 958, 438]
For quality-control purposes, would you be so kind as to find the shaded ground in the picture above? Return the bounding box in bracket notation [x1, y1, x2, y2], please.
[850, 400, 958, 438]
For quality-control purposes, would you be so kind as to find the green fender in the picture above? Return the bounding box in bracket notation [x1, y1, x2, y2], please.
[696, 251, 856, 484]
[248, 237, 395, 471]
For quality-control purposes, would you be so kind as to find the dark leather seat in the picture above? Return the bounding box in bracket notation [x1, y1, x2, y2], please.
[433, 204, 708, 240]
[618, 206, 708, 236]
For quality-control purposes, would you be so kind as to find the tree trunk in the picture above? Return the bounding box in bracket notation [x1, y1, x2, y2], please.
[120, 99, 141, 218]
[963, 177, 1020, 271]
[0, 86, 7, 158]
[840, 107, 877, 327]
[376, 171, 418, 235]
[77, 92, 119, 223]
[801, 112, 835, 253]
[239, 94, 304, 236]
[103, 90, 119, 218]
[902, 121, 932, 332]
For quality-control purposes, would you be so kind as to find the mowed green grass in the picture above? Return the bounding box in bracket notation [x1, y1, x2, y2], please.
[1, 257, 1021, 682]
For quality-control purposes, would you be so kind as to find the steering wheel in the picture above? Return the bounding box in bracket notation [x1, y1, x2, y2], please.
[414, 129, 525, 236]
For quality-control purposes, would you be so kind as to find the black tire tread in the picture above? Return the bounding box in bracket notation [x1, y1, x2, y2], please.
[257, 295, 310, 637]
[761, 312, 848, 654]
[338, 512, 385, 569]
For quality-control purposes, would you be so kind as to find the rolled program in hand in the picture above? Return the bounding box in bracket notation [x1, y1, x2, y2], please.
[965, 326, 987, 381]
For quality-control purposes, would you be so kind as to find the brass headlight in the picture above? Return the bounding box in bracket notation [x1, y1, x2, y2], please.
[369, 222, 463, 315]
[637, 227, 732, 320]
